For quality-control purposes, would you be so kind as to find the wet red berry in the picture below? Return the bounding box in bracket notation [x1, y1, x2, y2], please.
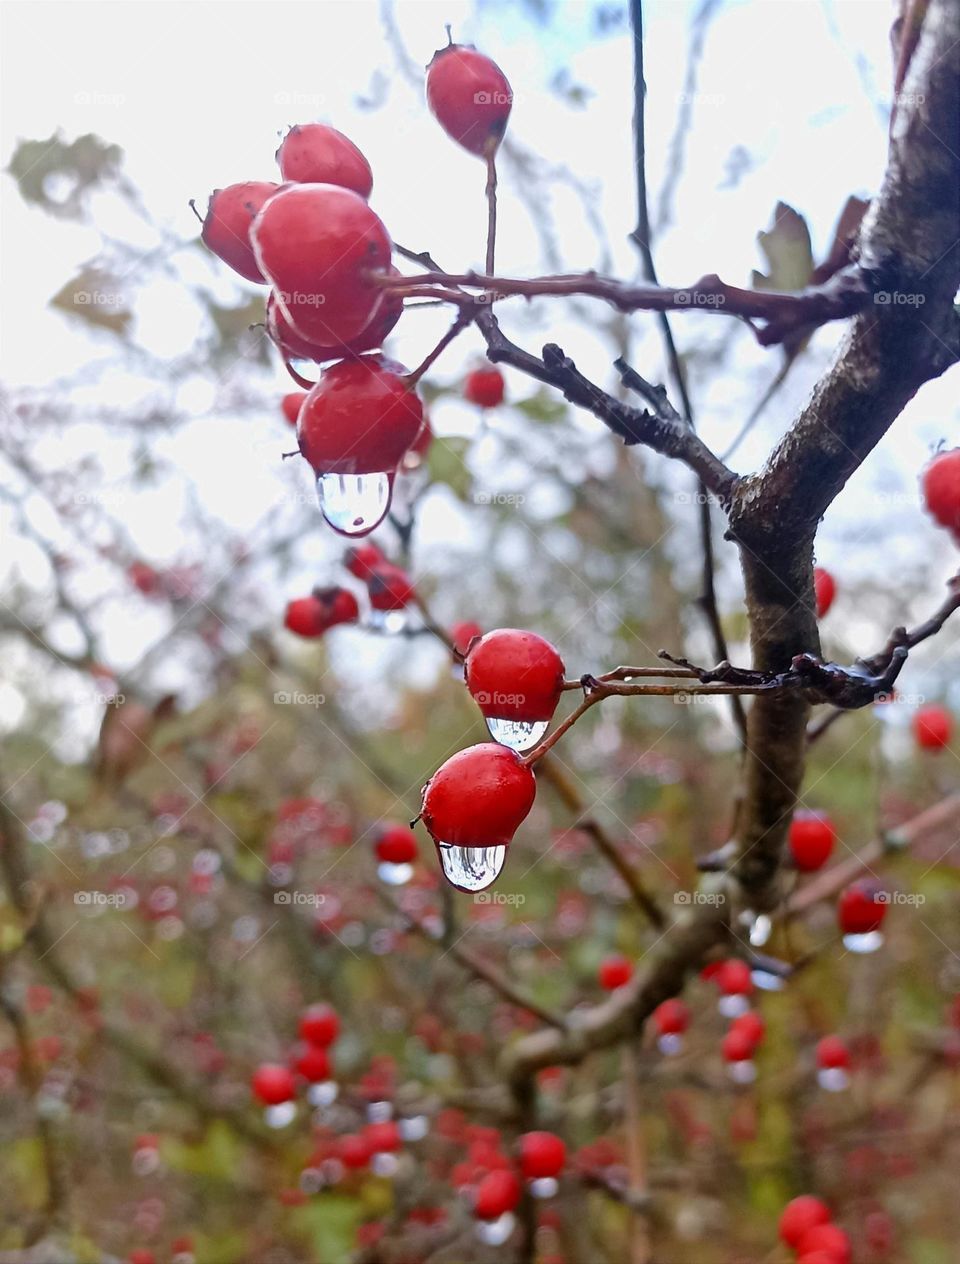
[298, 356, 423, 476]
[251, 1062, 295, 1105]
[464, 366, 505, 407]
[722, 1026, 756, 1063]
[266, 275, 403, 363]
[376, 824, 418, 865]
[281, 391, 306, 426]
[252, 184, 392, 344]
[652, 998, 689, 1036]
[345, 543, 386, 579]
[716, 958, 752, 998]
[837, 879, 888, 935]
[426, 43, 512, 157]
[367, 563, 416, 612]
[921, 448, 960, 530]
[284, 587, 359, 637]
[730, 1011, 765, 1050]
[292, 1043, 331, 1082]
[519, 1131, 566, 1179]
[299, 1003, 339, 1047]
[779, 1196, 832, 1248]
[276, 124, 373, 197]
[420, 744, 537, 849]
[598, 954, 633, 990]
[199, 182, 279, 282]
[464, 629, 565, 723]
[814, 567, 836, 618]
[339, 1133, 372, 1168]
[816, 1035, 851, 1070]
[789, 810, 836, 871]
[797, 1223, 851, 1263]
[913, 703, 952, 750]
[474, 1168, 521, 1219]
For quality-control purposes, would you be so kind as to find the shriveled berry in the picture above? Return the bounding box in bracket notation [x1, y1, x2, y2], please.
[276, 123, 373, 197]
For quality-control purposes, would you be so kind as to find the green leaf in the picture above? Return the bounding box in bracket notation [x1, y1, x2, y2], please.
[289, 1194, 364, 1263]
[427, 435, 472, 500]
[7, 133, 124, 218]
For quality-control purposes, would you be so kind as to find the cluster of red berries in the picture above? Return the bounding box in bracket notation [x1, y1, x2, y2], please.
[450, 1127, 566, 1223]
[283, 543, 417, 640]
[779, 1196, 852, 1263]
[250, 1002, 339, 1107]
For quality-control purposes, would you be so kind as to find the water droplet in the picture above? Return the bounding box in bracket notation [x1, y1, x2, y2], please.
[817, 1067, 850, 1092]
[485, 716, 549, 752]
[317, 471, 392, 537]
[529, 1176, 559, 1199]
[367, 609, 411, 633]
[751, 969, 785, 992]
[718, 994, 750, 1018]
[308, 1080, 338, 1108]
[729, 1059, 757, 1085]
[657, 1033, 684, 1057]
[476, 1212, 516, 1245]
[748, 914, 772, 946]
[371, 1152, 399, 1177]
[264, 1101, 297, 1128]
[377, 861, 413, 886]
[367, 1100, 393, 1122]
[437, 843, 506, 891]
[399, 1114, 429, 1142]
[843, 930, 884, 954]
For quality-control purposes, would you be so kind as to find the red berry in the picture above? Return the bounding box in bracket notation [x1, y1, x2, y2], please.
[376, 824, 418, 865]
[797, 1223, 851, 1263]
[420, 744, 537, 850]
[128, 1252, 156, 1264]
[721, 1026, 755, 1063]
[837, 879, 888, 935]
[913, 703, 952, 750]
[128, 561, 160, 595]
[292, 1043, 331, 1082]
[598, 954, 633, 990]
[251, 1062, 296, 1105]
[797, 1253, 843, 1264]
[284, 587, 359, 638]
[789, 811, 837, 872]
[779, 1196, 832, 1248]
[652, 998, 689, 1036]
[816, 1035, 851, 1070]
[921, 448, 960, 530]
[276, 124, 373, 197]
[365, 1121, 401, 1154]
[299, 1003, 340, 1047]
[473, 1169, 521, 1219]
[464, 366, 505, 407]
[251, 184, 392, 344]
[297, 355, 423, 476]
[814, 567, 836, 618]
[451, 620, 483, 657]
[199, 181, 279, 282]
[367, 563, 416, 612]
[519, 1131, 566, 1179]
[465, 629, 565, 724]
[266, 276, 403, 363]
[339, 1133, 372, 1169]
[281, 391, 306, 426]
[715, 958, 752, 997]
[730, 1011, 765, 1049]
[426, 43, 512, 157]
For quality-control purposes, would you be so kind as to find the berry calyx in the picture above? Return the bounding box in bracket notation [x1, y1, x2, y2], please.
[796, 1224, 851, 1263]
[199, 182, 279, 282]
[426, 42, 512, 157]
[913, 703, 953, 750]
[652, 998, 689, 1036]
[376, 824, 418, 865]
[281, 391, 306, 426]
[299, 1003, 339, 1047]
[465, 628, 566, 724]
[816, 1035, 851, 1070]
[251, 184, 392, 344]
[921, 448, 960, 530]
[420, 744, 537, 850]
[276, 123, 373, 197]
[251, 1062, 296, 1105]
[814, 567, 836, 618]
[298, 356, 423, 476]
[473, 1168, 521, 1219]
[464, 366, 505, 407]
[598, 954, 633, 990]
[779, 1196, 832, 1248]
[519, 1131, 566, 1179]
[789, 810, 836, 871]
[837, 879, 888, 935]
[284, 587, 359, 637]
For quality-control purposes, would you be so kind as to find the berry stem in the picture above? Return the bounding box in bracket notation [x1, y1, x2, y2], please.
[485, 149, 498, 277]
[404, 310, 473, 387]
